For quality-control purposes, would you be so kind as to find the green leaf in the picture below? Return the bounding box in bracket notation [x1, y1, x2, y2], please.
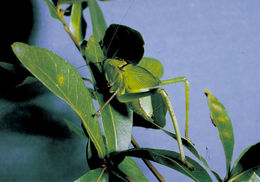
[43, 0, 63, 22]
[110, 148, 213, 182]
[64, 119, 88, 140]
[85, 35, 104, 65]
[229, 166, 260, 182]
[205, 89, 234, 174]
[144, 120, 223, 181]
[118, 157, 148, 182]
[0, 62, 15, 72]
[96, 92, 133, 153]
[138, 57, 164, 79]
[69, 1, 86, 42]
[11, 42, 106, 158]
[88, 0, 107, 42]
[75, 168, 108, 182]
[249, 173, 260, 182]
[58, 0, 87, 5]
[231, 142, 260, 178]
[16, 76, 39, 87]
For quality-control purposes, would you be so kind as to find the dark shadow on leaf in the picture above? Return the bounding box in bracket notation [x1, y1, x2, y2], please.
[1, 104, 71, 140]
[0, 0, 45, 102]
[101, 24, 144, 65]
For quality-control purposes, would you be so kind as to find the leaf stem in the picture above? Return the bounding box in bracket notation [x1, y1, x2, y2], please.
[131, 136, 166, 182]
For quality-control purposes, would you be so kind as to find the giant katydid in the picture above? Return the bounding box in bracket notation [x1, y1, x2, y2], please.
[91, 24, 192, 168]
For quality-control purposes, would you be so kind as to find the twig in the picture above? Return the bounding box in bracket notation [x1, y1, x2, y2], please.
[131, 136, 166, 182]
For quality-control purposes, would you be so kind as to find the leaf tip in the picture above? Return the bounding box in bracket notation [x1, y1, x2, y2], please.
[11, 42, 27, 55]
[204, 88, 210, 97]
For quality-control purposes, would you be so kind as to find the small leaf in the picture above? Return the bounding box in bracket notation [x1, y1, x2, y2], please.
[12, 42, 106, 158]
[118, 157, 148, 182]
[88, 0, 107, 42]
[138, 57, 164, 79]
[63, 119, 88, 140]
[132, 91, 167, 129]
[205, 89, 234, 174]
[69, 2, 86, 42]
[43, 0, 63, 22]
[85, 35, 104, 65]
[110, 148, 213, 182]
[75, 168, 108, 182]
[16, 76, 38, 88]
[231, 142, 260, 178]
[0, 62, 15, 72]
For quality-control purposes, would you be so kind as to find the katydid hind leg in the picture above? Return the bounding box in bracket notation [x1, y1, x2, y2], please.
[156, 88, 194, 170]
[160, 77, 192, 143]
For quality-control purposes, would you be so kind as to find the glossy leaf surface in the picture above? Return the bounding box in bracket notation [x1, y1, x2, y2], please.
[229, 167, 260, 182]
[69, 2, 86, 42]
[230, 142, 260, 180]
[12, 42, 106, 158]
[205, 89, 234, 173]
[96, 92, 133, 153]
[110, 148, 213, 182]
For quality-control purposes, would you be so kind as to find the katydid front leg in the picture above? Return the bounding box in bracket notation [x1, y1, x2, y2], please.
[93, 88, 119, 117]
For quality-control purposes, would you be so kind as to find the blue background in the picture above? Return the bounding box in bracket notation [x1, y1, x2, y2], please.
[1, 0, 259, 181]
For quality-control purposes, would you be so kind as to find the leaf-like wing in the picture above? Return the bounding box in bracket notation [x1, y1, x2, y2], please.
[138, 57, 164, 79]
[123, 64, 160, 93]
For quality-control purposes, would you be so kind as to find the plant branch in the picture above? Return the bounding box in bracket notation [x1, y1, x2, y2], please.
[60, 8, 166, 182]
[131, 136, 166, 182]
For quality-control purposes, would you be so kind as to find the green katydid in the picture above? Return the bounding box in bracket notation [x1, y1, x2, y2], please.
[94, 57, 192, 168]
[91, 24, 192, 168]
